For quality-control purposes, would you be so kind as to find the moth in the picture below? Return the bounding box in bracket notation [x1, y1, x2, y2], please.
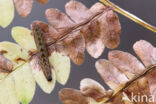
[31, 23, 52, 81]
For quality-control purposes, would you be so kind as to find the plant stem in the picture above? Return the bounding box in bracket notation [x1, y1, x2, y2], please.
[100, 0, 156, 33]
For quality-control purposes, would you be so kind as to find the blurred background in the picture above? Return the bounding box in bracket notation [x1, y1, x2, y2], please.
[0, 0, 156, 104]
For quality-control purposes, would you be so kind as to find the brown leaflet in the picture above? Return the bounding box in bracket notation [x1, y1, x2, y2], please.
[66, 1, 121, 55]
[108, 66, 155, 104]
[133, 40, 156, 67]
[46, 8, 75, 33]
[65, 2, 105, 58]
[59, 88, 89, 104]
[0, 55, 13, 73]
[66, 1, 104, 58]
[44, 1, 121, 60]
[65, 1, 93, 23]
[81, 18, 105, 58]
[146, 67, 156, 102]
[13, 0, 33, 17]
[80, 78, 113, 102]
[63, 31, 85, 65]
[89, 3, 106, 13]
[98, 8, 121, 49]
[37, 0, 48, 4]
[108, 50, 145, 79]
[95, 59, 129, 92]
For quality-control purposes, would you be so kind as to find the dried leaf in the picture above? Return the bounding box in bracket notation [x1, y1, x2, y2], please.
[59, 88, 89, 104]
[146, 67, 156, 102]
[63, 31, 85, 65]
[65, 1, 93, 23]
[66, 1, 121, 50]
[80, 78, 113, 102]
[0, 0, 14, 28]
[59, 40, 156, 104]
[89, 3, 106, 13]
[13, 0, 33, 17]
[0, 54, 13, 80]
[108, 50, 145, 79]
[81, 19, 105, 58]
[43, 0, 121, 64]
[95, 59, 129, 92]
[46, 8, 75, 33]
[133, 40, 156, 67]
[0, 55, 13, 73]
[66, 2, 105, 58]
[98, 8, 121, 49]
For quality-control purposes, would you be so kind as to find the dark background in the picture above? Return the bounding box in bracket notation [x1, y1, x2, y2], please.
[0, 0, 156, 104]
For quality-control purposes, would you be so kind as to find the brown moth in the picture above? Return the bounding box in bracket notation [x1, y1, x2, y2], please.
[31, 23, 52, 81]
[30, 0, 121, 65]
[59, 40, 156, 104]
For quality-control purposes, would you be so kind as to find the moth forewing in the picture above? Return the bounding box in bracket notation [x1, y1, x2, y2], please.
[31, 23, 52, 82]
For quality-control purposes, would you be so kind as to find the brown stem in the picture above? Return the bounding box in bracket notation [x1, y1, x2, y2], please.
[100, 0, 156, 33]
[102, 64, 156, 103]
[47, 9, 104, 46]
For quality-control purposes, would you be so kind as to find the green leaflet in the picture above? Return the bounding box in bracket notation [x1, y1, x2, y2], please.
[49, 52, 71, 85]
[12, 63, 36, 104]
[0, 75, 19, 104]
[0, 0, 14, 28]
[12, 27, 37, 53]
